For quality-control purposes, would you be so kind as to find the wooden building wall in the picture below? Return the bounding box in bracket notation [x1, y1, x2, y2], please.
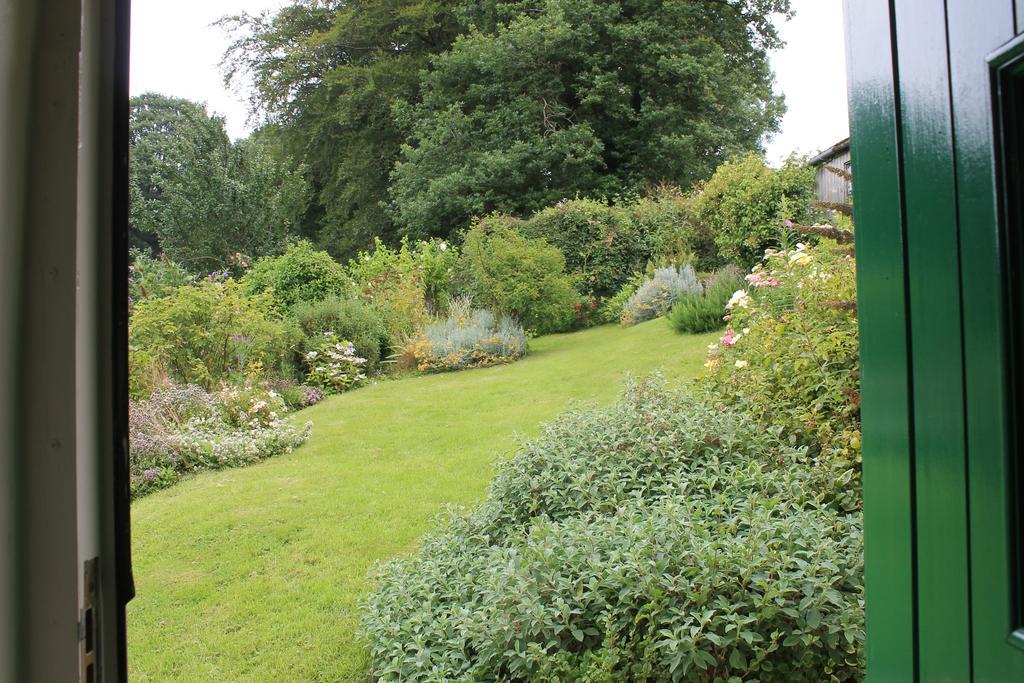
[814, 148, 852, 204]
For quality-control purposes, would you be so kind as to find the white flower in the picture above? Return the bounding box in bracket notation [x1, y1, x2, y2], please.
[707, 343, 719, 351]
[306, 351, 319, 360]
[742, 328, 750, 335]
[439, 242, 448, 251]
[735, 360, 749, 369]
[726, 290, 752, 310]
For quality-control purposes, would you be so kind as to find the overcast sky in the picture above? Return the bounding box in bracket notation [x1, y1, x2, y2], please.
[130, 0, 849, 160]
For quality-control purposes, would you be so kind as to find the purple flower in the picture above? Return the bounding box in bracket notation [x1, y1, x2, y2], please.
[143, 468, 159, 481]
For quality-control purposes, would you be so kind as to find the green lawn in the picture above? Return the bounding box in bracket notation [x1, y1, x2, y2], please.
[127, 320, 716, 681]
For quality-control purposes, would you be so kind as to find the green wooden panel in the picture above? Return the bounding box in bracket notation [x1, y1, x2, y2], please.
[892, 1, 972, 680]
[844, 1, 917, 680]
[945, 2, 1024, 681]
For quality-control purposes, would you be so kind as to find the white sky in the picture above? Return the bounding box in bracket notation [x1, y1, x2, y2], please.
[130, 0, 849, 158]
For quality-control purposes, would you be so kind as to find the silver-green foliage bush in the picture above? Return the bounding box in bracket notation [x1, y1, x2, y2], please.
[620, 265, 702, 326]
[361, 379, 864, 681]
[414, 298, 528, 372]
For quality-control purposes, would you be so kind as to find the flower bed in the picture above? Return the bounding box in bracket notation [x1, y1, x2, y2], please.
[129, 383, 312, 498]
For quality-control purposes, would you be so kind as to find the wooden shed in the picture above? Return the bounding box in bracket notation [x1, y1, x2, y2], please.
[808, 137, 852, 204]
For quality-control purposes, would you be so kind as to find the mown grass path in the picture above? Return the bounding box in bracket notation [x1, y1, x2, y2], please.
[128, 321, 716, 681]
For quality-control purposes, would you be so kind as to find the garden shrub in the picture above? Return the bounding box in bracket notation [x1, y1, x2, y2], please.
[620, 265, 702, 326]
[692, 153, 815, 268]
[129, 279, 294, 396]
[632, 187, 719, 271]
[522, 199, 653, 302]
[349, 237, 460, 310]
[243, 240, 352, 310]
[667, 267, 745, 334]
[303, 332, 369, 393]
[599, 271, 646, 323]
[702, 238, 861, 512]
[461, 216, 579, 334]
[262, 377, 326, 410]
[361, 379, 864, 681]
[292, 296, 389, 373]
[348, 238, 457, 345]
[128, 248, 194, 307]
[129, 383, 311, 497]
[410, 297, 527, 373]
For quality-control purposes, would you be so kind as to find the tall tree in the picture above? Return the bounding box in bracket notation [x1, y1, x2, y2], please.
[220, 0, 467, 258]
[391, 0, 791, 238]
[222, 0, 790, 251]
[129, 93, 309, 273]
[130, 93, 229, 253]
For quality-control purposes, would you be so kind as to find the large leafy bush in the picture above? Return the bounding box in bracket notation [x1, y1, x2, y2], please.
[292, 296, 389, 374]
[692, 154, 815, 268]
[632, 188, 719, 271]
[243, 240, 352, 310]
[461, 217, 578, 334]
[410, 298, 527, 373]
[522, 199, 654, 301]
[620, 265, 702, 326]
[361, 380, 864, 681]
[703, 239, 861, 512]
[129, 383, 310, 497]
[128, 248, 194, 307]
[129, 279, 293, 397]
[348, 238, 458, 346]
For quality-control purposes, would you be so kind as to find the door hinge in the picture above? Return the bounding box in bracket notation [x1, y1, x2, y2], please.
[79, 557, 99, 683]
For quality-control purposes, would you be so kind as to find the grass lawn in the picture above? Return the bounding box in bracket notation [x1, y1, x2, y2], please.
[127, 320, 716, 681]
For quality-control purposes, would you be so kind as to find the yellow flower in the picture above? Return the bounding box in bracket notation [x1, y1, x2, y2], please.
[789, 251, 812, 267]
[735, 360, 749, 369]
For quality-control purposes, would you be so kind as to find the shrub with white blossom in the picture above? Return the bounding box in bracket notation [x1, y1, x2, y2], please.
[304, 332, 368, 393]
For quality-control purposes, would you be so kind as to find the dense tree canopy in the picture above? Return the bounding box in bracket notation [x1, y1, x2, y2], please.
[393, 0, 789, 238]
[130, 93, 229, 253]
[221, 1, 466, 257]
[223, 0, 791, 256]
[129, 93, 309, 273]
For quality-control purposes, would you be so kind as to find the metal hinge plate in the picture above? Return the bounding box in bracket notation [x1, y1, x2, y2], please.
[80, 557, 98, 682]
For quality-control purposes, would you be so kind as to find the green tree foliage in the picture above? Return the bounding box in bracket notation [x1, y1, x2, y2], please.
[129, 93, 310, 272]
[391, 0, 790, 238]
[692, 152, 815, 267]
[220, 1, 467, 257]
[521, 199, 654, 302]
[242, 241, 352, 310]
[223, 0, 790, 253]
[461, 217, 578, 334]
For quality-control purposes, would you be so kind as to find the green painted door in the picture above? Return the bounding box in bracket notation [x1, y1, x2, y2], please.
[846, 0, 1024, 679]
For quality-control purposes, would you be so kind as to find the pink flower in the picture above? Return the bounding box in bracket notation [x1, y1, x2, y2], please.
[720, 329, 741, 348]
[746, 271, 780, 288]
